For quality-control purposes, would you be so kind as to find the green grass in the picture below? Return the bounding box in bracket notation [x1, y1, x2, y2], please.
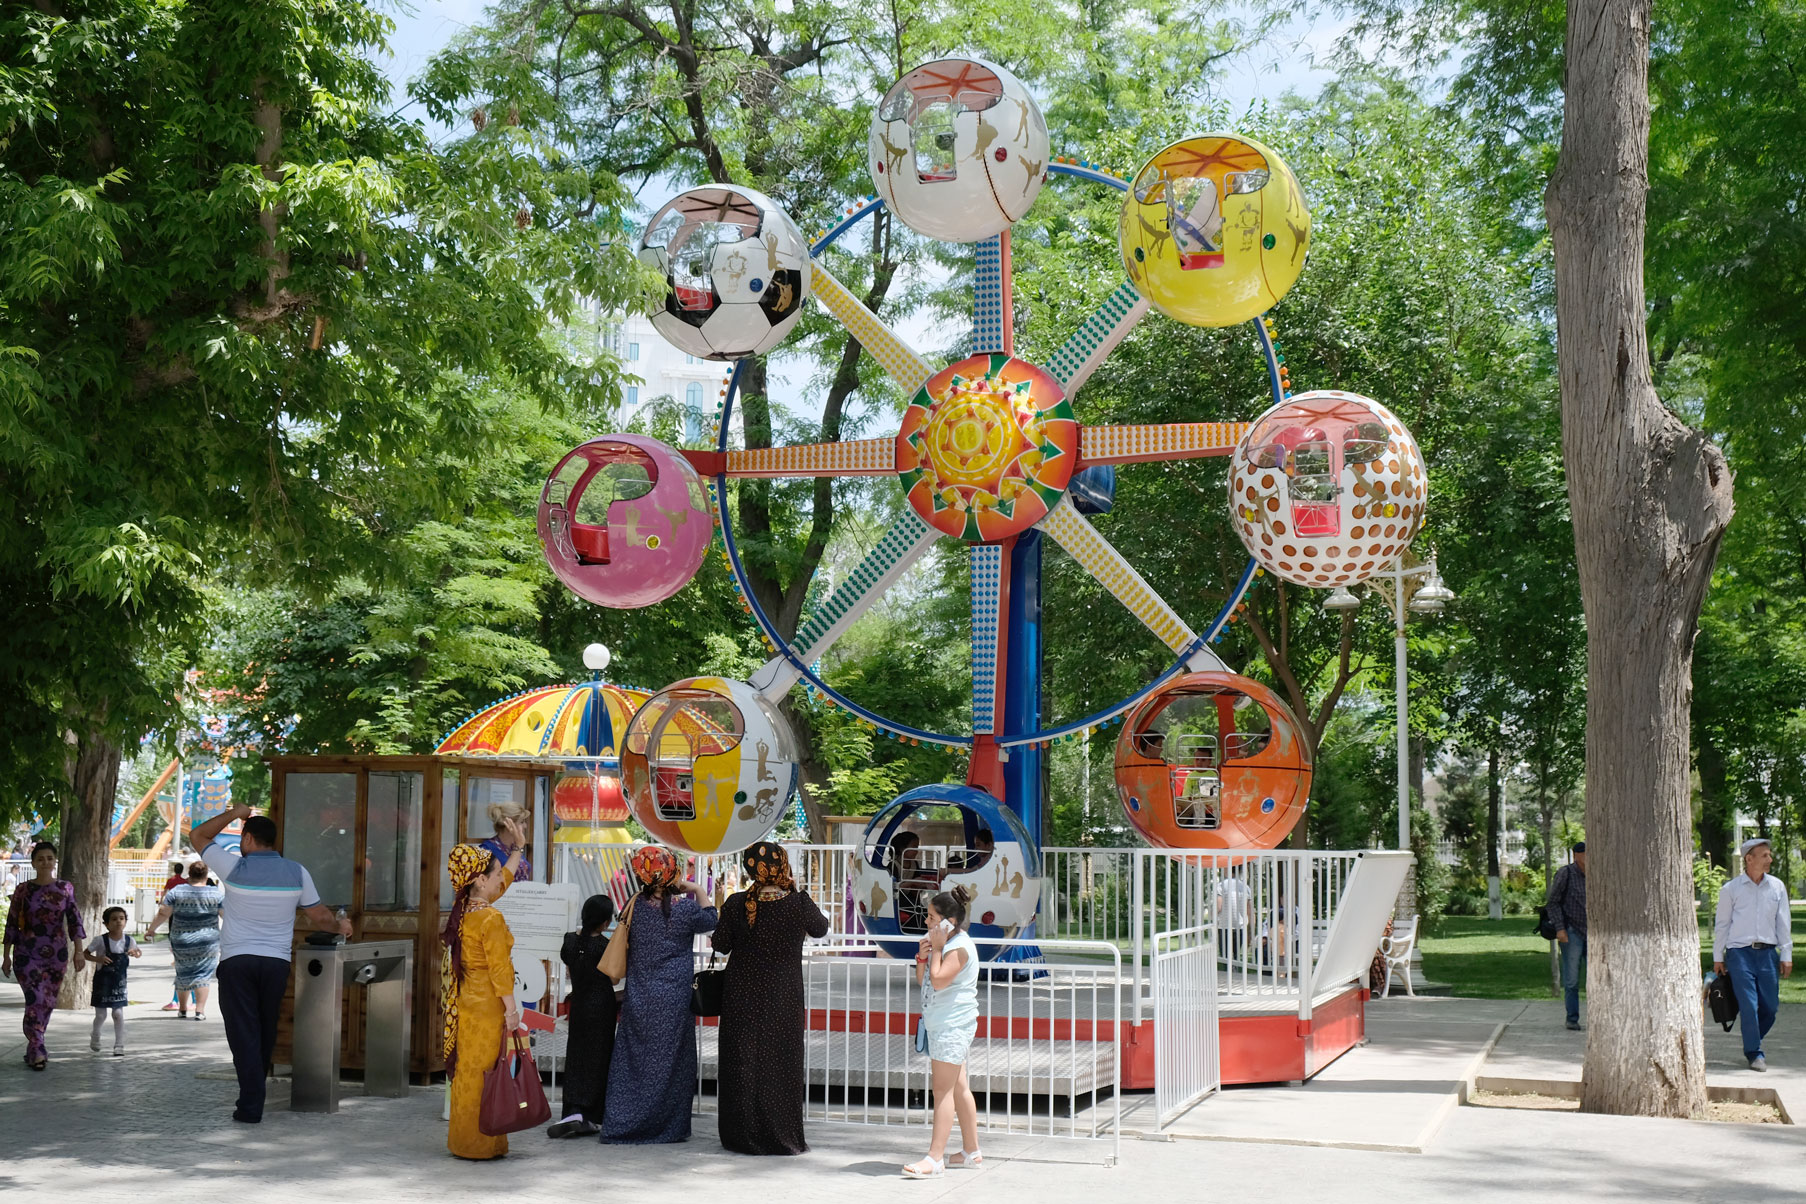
[1420, 913, 1806, 1003]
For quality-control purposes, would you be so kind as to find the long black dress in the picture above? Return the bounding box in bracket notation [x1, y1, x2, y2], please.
[711, 889, 830, 1155]
[559, 929, 618, 1124]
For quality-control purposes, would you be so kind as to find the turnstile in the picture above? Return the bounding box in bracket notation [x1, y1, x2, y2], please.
[292, 939, 414, 1113]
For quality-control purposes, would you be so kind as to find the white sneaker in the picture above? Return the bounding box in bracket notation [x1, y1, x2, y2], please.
[90, 1035, 101, 1052]
[112, 1045, 125, 1057]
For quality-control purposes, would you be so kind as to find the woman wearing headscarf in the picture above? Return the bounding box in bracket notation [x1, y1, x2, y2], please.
[442, 840, 523, 1160]
[711, 841, 829, 1155]
[2, 841, 85, 1071]
[547, 893, 617, 1138]
[600, 845, 716, 1144]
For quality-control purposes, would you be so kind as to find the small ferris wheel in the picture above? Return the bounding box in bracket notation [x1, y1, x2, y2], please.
[537, 57, 1429, 881]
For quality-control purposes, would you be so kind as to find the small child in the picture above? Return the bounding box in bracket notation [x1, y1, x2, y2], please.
[546, 894, 618, 1138]
[84, 906, 141, 1055]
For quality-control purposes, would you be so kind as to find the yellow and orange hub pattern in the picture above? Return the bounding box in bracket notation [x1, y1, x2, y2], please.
[895, 353, 1078, 543]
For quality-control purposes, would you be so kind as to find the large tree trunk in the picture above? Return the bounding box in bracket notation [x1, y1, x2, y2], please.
[57, 728, 120, 1010]
[1546, 0, 1733, 1118]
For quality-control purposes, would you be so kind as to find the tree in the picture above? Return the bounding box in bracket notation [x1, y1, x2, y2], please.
[1545, 0, 1730, 1117]
[1, 0, 643, 1005]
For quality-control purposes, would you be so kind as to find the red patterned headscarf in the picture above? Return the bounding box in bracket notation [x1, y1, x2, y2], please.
[630, 845, 680, 888]
[742, 841, 794, 928]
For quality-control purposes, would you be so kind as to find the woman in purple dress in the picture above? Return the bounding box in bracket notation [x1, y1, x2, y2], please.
[601, 846, 716, 1144]
[2, 841, 86, 1070]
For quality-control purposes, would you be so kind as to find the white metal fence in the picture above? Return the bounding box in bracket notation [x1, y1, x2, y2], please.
[692, 936, 1121, 1163]
[1151, 923, 1219, 1126]
[1040, 847, 1362, 1020]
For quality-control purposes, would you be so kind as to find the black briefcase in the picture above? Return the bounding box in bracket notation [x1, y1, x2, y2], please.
[1708, 973, 1739, 1031]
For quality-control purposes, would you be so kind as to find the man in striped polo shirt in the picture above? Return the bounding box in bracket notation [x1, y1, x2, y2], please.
[191, 805, 350, 1123]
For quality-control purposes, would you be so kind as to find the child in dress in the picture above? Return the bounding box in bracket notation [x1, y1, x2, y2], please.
[903, 890, 982, 1178]
[84, 906, 141, 1055]
[547, 894, 618, 1138]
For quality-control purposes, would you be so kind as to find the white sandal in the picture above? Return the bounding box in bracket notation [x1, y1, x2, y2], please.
[948, 1149, 984, 1168]
[902, 1156, 945, 1179]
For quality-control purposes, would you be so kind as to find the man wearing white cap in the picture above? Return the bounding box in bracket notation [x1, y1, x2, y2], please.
[1713, 838, 1794, 1071]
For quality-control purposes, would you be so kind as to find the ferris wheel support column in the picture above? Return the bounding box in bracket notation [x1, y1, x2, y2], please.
[999, 529, 1047, 844]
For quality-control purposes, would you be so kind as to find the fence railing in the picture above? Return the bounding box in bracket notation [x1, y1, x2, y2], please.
[1151, 923, 1219, 1127]
[691, 936, 1121, 1163]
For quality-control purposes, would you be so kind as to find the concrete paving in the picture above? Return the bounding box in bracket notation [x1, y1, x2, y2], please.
[1482, 997, 1806, 1121]
[1122, 997, 1525, 1151]
[5, 945, 1806, 1204]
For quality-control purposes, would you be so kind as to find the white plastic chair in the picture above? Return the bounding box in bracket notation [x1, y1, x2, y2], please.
[1378, 916, 1419, 999]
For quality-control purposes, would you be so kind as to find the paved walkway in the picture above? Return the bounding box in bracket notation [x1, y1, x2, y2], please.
[1482, 998, 1806, 1120]
[5, 946, 1806, 1203]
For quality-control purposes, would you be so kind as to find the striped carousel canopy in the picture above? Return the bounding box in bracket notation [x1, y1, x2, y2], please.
[434, 682, 651, 761]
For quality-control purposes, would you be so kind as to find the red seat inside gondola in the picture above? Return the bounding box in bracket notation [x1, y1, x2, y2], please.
[571, 524, 610, 564]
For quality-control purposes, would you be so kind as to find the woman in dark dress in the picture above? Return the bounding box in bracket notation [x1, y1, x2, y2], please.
[601, 846, 717, 1145]
[712, 841, 830, 1155]
[548, 894, 617, 1138]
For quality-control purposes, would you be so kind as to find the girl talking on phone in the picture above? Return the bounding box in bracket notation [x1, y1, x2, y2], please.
[903, 891, 982, 1178]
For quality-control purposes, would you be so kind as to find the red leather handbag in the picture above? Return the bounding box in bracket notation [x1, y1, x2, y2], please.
[478, 1032, 551, 1136]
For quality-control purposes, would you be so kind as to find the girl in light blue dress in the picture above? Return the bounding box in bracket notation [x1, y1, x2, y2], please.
[903, 891, 982, 1179]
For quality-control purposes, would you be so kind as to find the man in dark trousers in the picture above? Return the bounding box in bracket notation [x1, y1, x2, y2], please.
[189, 805, 349, 1122]
[1547, 841, 1588, 1031]
[1714, 837, 1794, 1071]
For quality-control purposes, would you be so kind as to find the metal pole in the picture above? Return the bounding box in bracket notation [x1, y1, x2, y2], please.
[1395, 564, 1409, 852]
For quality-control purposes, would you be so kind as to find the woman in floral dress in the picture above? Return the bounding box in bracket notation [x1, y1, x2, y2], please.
[2, 841, 86, 1070]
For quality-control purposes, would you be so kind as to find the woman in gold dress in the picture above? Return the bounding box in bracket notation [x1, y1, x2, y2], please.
[442, 832, 524, 1159]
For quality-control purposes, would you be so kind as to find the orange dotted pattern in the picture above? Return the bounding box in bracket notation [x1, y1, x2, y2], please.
[1227, 391, 1427, 589]
[726, 438, 895, 477]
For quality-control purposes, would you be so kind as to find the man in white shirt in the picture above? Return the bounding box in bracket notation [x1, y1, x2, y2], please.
[190, 805, 349, 1121]
[1713, 837, 1794, 1071]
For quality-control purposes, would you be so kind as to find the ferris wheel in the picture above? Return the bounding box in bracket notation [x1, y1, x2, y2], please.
[537, 58, 1428, 889]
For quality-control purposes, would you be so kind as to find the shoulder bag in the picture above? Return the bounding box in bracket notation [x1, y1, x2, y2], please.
[598, 895, 637, 983]
[478, 1031, 551, 1136]
[691, 951, 728, 1017]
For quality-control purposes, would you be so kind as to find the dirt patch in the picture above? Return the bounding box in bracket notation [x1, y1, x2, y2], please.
[1468, 1089, 1784, 1124]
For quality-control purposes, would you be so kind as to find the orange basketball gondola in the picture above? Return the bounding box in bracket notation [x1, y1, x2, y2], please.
[1114, 672, 1312, 849]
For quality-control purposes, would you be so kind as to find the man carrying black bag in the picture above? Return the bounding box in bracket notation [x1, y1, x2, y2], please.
[1546, 842, 1588, 1032]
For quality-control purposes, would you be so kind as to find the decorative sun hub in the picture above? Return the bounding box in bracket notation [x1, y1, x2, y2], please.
[896, 353, 1078, 542]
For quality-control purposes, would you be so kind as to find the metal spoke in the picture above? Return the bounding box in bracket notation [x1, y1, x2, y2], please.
[1045, 280, 1150, 393]
[1037, 497, 1219, 668]
[810, 263, 936, 396]
[1077, 421, 1250, 466]
[723, 438, 895, 477]
[750, 510, 940, 699]
[971, 544, 1006, 735]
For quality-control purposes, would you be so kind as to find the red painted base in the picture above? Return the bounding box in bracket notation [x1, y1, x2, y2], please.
[1117, 984, 1367, 1089]
[792, 983, 1367, 1092]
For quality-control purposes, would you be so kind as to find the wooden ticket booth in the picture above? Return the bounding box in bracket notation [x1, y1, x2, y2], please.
[266, 754, 558, 1079]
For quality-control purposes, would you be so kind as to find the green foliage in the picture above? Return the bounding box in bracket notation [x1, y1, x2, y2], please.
[0, 0, 651, 827]
[1692, 856, 1729, 905]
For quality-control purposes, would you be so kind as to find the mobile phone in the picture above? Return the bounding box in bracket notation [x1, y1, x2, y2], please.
[936, 919, 954, 935]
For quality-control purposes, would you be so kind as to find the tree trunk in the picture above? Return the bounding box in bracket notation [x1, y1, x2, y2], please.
[1546, 0, 1733, 1118]
[1486, 744, 1503, 920]
[57, 728, 120, 1010]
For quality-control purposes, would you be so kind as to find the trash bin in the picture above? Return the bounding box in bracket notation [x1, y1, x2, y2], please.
[292, 939, 414, 1113]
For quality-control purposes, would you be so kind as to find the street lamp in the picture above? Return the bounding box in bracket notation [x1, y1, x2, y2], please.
[1323, 554, 1455, 977]
[1320, 555, 1456, 851]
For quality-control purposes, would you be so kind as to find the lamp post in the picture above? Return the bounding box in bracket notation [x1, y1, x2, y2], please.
[1324, 554, 1454, 976]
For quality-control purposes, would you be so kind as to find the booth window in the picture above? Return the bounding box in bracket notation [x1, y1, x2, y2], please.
[467, 777, 528, 840]
[365, 771, 423, 912]
[282, 773, 356, 909]
[439, 769, 461, 909]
